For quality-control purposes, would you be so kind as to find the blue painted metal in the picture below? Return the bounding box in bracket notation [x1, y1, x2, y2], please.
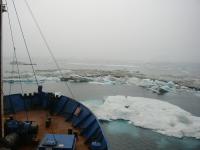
[94, 130, 103, 142]
[62, 99, 79, 120]
[4, 95, 14, 114]
[7, 94, 24, 112]
[40, 93, 49, 109]
[23, 94, 32, 110]
[71, 105, 91, 127]
[82, 122, 99, 139]
[53, 96, 68, 114]
[38, 134, 76, 150]
[79, 115, 96, 129]
[90, 142, 102, 150]
[3, 90, 108, 150]
[31, 93, 41, 107]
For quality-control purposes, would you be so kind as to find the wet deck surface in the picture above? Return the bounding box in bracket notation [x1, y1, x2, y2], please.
[8, 110, 89, 150]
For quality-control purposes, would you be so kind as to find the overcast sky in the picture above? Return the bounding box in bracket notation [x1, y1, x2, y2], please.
[2, 0, 200, 63]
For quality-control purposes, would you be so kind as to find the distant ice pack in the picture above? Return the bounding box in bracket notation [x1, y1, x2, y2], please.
[84, 96, 200, 139]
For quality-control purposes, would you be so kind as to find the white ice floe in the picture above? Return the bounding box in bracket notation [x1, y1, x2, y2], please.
[89, 76, 116, 85]
[84, 96, 200, 139]
[195, 92, 200, 97]
[127, 78, 177, 94]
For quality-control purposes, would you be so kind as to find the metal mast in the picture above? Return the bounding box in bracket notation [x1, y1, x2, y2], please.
[0, 0, 3, 138]
[0, 0, 5, 137]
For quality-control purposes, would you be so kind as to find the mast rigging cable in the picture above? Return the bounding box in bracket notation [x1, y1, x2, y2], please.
[23, 0, 75, 99]
[5, 0, 75, 99]
[11, 0, 39, 86]
[5, 0, 29, 120]
[5, 0, 23, 95]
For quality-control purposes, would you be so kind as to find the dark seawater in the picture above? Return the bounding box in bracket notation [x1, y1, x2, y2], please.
[102, 121, 200, 150]
[3, 82, 200, 150]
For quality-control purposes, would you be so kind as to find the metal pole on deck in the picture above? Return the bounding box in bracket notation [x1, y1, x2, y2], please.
[0, 0, 3, 138]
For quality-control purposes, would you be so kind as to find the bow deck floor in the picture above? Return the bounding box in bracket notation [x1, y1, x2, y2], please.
[6, 110, 89, 150]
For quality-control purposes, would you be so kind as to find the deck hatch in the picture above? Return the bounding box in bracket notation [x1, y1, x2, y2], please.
[38, 134, 76, 150]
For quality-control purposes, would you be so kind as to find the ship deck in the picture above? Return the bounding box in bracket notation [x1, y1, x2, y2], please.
[6, 110, 89, 150]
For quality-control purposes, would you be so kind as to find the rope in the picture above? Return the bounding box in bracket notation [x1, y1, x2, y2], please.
[5, 0, 23, 95]
[10, 0, 39, 86]
[24, 0, 75, 99]
[5, 0, 28, 121]
[8, 52, 15, 95]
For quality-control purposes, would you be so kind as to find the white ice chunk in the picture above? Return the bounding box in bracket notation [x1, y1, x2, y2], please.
[166, 81, 176, 88]
[195, 91, 200, 97]
[140, 79, 156, 88]
[127, 78, 177, 94]
[85, 96, 200, 139]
